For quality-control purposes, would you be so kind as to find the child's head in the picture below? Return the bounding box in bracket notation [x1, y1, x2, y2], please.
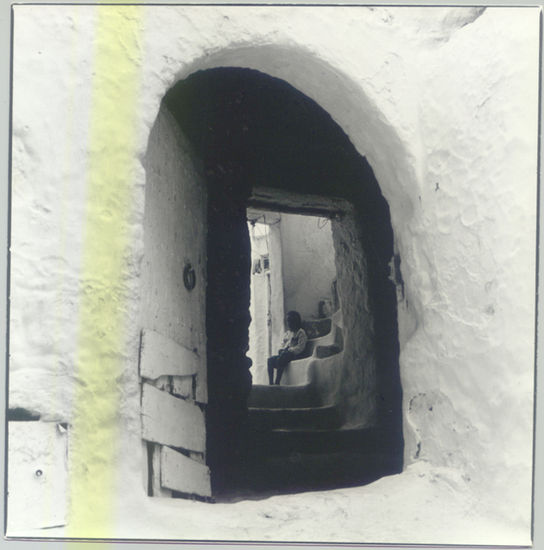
[286, 310, 302, 331]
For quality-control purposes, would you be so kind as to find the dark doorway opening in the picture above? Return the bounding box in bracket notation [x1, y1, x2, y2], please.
[165, 67, 403, 497]
[246, 209, 338, 386]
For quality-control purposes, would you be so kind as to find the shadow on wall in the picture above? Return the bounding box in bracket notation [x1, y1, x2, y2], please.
[164, 66, 403, 495]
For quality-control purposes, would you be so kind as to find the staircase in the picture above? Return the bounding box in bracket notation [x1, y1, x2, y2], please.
[235, 312, 398, 497]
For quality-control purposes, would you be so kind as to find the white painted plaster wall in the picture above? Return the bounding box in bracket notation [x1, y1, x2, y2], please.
[249, 217, 285, 384]
[8, 5, 538, 544]
[281, 214, 336, 319]
[9, 8, 97, 421]
[248, 224, 271, 383]
[248, 270, 269, 383]
[268, 221, 286, 354]
[7, 422, 68, 530]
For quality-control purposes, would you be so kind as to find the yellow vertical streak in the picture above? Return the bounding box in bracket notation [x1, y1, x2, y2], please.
[67, 5, 142, 538]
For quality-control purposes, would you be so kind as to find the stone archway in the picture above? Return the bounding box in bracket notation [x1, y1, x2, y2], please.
[159, 67, 403, 495]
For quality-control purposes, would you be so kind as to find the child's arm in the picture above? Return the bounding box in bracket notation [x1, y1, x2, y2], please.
[278, 331, 290, 353]
[288, 330, 308, 356]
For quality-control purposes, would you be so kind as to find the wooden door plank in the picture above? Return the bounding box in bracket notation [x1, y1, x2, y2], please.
[161, 446, 211, 497]
[195, 370, 207, 404]
[140, 329, 200, 379]
[149, 442, 172, 498]
[141, 383, 205, 452]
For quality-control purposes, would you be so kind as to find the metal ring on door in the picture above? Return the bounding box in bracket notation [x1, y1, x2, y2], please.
[183, 263, 196, 291]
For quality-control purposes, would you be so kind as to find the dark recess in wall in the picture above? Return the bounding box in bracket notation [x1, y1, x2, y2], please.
[165, 67, 403, 494]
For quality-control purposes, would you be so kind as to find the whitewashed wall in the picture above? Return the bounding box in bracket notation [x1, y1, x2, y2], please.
[248, 226, 271, 383]
[8, 5, 538, 544]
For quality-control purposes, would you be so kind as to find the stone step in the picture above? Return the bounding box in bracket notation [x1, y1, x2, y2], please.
[307, 332, 334, 351]
[231, 449, 401, 496]
[215, 423, 403, 498]
[248, 404, 341, 431]
[255, 426, 401, 458]
[315, 344, 341, 358]
[248, 383, 321, 409]
[281, 356, 314, 386]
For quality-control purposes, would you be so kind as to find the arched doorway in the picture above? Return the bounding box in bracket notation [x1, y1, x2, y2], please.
[144, 66, 403, 497]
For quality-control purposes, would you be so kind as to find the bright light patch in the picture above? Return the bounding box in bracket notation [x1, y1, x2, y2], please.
[67, 5, 142, 538]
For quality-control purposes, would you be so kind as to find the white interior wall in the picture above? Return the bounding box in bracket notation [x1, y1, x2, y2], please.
[248, 215, 285, 384]
[248, 223, 271, 383]
[281, 214, 336, 320]
[268, 221, 285, 353]
[248, 271, 269, 383]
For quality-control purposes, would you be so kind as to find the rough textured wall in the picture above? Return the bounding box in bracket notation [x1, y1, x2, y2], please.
[397, 11, 537, 523]
[8, 4, 538, 543]
[281, 214, 336, 319]
[141, 104, 207, 365]
[9, 8, 97, 421]
[331, 214, 376, 427]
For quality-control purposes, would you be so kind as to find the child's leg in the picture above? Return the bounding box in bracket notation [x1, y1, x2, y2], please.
[267, 356, 277, 385]
[275, 351, 294, 385]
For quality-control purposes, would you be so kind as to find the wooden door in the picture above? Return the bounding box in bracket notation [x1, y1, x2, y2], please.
[140, 105, 210, 499]
[140, 330, 210, 499]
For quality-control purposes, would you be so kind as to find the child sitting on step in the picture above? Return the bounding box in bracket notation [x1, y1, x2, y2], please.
[267, 311, 308, 385]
